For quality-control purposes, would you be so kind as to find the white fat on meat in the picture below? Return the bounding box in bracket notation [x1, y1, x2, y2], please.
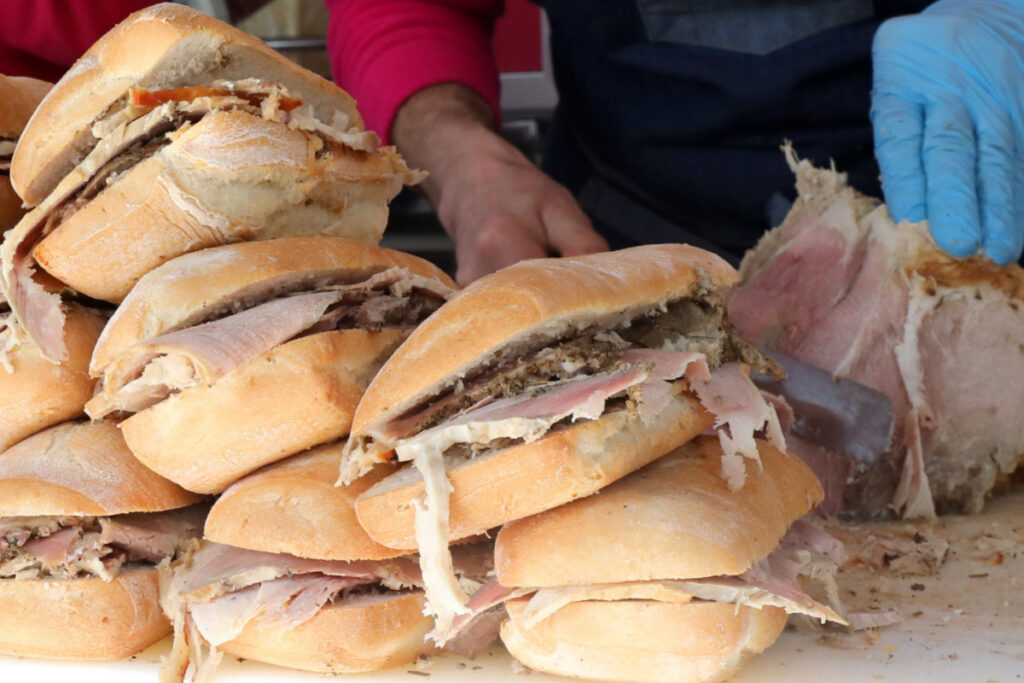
[399, 367, 654, 638]
[161, 541, 423, 683]
[516, 573, 842, 628]
[188, 574, 361, 646]
[0, 312, 23, 373]
[620, 350, 786, 488]
[89, 290, 346, 418]
[399, 351, 785, 639]
[0, 100, 202, 362]
[512, 520, 848, 629]
[728, 147, 1024, 518]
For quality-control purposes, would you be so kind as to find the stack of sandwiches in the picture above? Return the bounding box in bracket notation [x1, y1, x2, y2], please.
[0, 1, 456, 671]
[161, 441, 494, 680]
[3, 3, 423, 362]
[85, 236, 454, 494]
[0, 421, 204, 659]
[0, 4, 856, 683]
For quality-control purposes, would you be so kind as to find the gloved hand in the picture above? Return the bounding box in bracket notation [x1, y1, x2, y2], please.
[872, 0, 1024, 265]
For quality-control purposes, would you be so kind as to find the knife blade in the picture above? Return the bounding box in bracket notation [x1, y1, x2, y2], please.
[752, 350, 894, 464]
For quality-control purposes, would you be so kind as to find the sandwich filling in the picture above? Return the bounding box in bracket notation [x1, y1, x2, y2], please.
[480, 519, 849, 650]
[2, 79, 423, 363]
[0, 505, 203, 581]
[87, 268, 455, 419]
[162, 541, 493, 682]
[346, 291, 788, 639]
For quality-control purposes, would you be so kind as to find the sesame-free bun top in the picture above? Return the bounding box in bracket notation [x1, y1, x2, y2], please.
[12, 2, 364, 205]
[494, 436, 823, 588]
[90, 236, 456, 376]
[204, 441, 405, 562]
[0, 303, 105, 453]
[350, 244, 737, 436]
[0, 74, 50, 140]
[0, 420, 202, 516]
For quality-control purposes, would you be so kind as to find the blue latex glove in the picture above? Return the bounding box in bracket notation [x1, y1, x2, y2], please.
[872, 0, 1024, 265]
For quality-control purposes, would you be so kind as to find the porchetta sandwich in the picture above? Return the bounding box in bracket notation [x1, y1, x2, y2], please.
[162, 440, 494, 681]
[340, 244, 786, 635]
[1, 299, 105, 452]
[86, 236, 456, 494]
[0, 73, 50, 231]
[494, 436, 846, 683]
[3, 2, 422, 361]
[0, 420, 204, 660]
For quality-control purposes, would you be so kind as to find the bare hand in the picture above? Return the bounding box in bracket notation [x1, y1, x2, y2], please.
[392, 84, 608, 285]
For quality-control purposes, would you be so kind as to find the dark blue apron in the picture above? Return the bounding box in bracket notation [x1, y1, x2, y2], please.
[534, 0, 934, 263]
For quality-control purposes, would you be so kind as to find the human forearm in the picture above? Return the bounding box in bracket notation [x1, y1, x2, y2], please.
[391, 82, 498, 205]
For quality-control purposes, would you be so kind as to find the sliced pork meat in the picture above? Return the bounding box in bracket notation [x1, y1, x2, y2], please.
[728, 149, 1024, 519]
[0, 506, 203, 581]
[0, 79, 414, 364]
[162, 540, 492, 682]
[401, 350, 783, 641]
[87, 267, 453, 420]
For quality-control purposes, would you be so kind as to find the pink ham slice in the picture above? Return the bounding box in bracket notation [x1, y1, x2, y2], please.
[99, 507, 206, 563]
[0, 101, 196, 362]
[188, 574, 365, 646]
[20, 527, 79, 567]
[444, 366, 651, 427]
[728, 149, 1024, 518]
[619, 349, 785, 488]
[89, 290, 347, 418]
[431, 580, 530, 648]
[179, 541, 421, 599]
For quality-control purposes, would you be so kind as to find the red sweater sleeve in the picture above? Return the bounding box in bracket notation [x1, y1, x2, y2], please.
[0, 0, 151, 80]
[326, 0, 504, 143]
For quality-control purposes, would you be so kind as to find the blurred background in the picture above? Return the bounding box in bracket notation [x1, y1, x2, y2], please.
[190, 0, 553, 274]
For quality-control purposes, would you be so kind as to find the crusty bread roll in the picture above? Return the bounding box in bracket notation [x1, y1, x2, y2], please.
[0, 568, 170, 660]
[501, 597, 788, 683]
[88, 236, 455, 495]
[0, 74, 50, 230]
[0, 303, 105, 453]
[90, 236, 453, 375]
[0, 420, 202, 515]
[0, 74, 51, 142]
[120, 328, 408, 494]
[169, 440, 438, 675]
[205, 441, 404, 561]
[355, 392, 712, 550]
[495, 436, 824, 588]
[222, 591, 436, 674]
[30, 110, 411, 303]
[0, 419, 204, 661]
[492, 437, 824, 683]
[11, 4, 361, 205]
[348, 243, 738, 454]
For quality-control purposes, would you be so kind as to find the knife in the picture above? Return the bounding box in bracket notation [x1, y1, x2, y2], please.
[751, 350, 895, 464]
